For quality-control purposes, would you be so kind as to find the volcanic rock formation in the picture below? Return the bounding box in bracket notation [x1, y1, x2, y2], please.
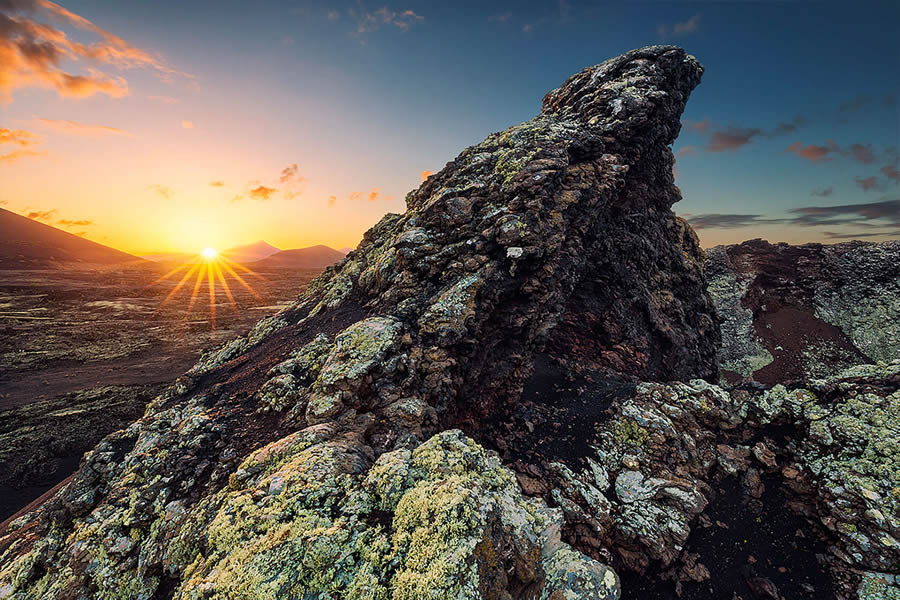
[0, 45, 718, 599]
[706, 239, 900, 384]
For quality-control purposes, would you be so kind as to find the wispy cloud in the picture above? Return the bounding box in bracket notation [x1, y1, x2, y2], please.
[0, 0, 189, 102]
[854, 176, 881, 192]
[676, 146, 697, 157]
[707, 127, 763, 152]
[351, 6, 424, 34]
[785, 140, 840, 162]
[0, 127, 46, 162]
[488, 13, 512, 24]
[684, 116, 807, 153]
[147, 94, 178, 104]
[33, 117, 132, 136]
[181, 120, 193, 129]
[148, 184, 173, 199]
[657, 13, 701, 39]
[248, 185, 277, 201]
[209, 180, 224, 187]
[368, 187, 379, 201]
[882, 163, 900, 182]
[686, 199, 900, 232]
[26, 208, 56, 221]
[327, 195, 337, 207]
[811, 186, 833, 197]
[57, 218, 92, 227]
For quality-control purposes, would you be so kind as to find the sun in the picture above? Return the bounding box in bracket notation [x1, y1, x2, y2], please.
[201, 247, 218, 260]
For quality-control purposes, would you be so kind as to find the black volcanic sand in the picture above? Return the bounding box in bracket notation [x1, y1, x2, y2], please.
[470, 353, 635, 470]
[0, 265, 324, 520]
[620, 474, 837, 600]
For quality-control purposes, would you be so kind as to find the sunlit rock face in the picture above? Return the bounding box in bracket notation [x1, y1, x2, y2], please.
[706, 239, 900, 384]
[0, 45, 716, 599]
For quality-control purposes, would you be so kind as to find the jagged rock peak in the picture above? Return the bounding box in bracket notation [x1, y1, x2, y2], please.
[0, 46, 715, 600]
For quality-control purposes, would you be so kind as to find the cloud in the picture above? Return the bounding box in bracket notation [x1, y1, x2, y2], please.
[838, 96, 872, 113]
[149, 184, 173, 199]
[420, 170, 433, 181]
[57, 218, 92, 227]
[772, 115, 807, 135]
[686, 213, 778, 230]
[522, 23, 536, 33]
[686, 200, 900, 232]
[249, 185, 277, 201]
[368, 187, 379, 201]
[707, 127, 762, 152]
[847, 143, 875, 164]
[209, 180, 224, 187]
[0, 126, 45, 161]
[181, 120, 193, 129]
[488, 13, 512, 23]
[854, 176, 880, 192]
[882, 164, 900, 182]
[811, 186, 833, 197]
[33, 117, 132, 136]
[789, 199, 899, 227]
[822, 229, 900, 240]
[327, 10, 340, 21]
[657, 13, 700, 39]
[352, 6, 424, 34]
[349, 191, 363, 202]
[327, 195, 336, 207]
[279, 163, 300, 183]
[785, 140, 840, 162]
[0, 0, 188, 103]
[26, 208, 56, 221]
[676, 146, 697, 158]
[683, 119, 709, 134]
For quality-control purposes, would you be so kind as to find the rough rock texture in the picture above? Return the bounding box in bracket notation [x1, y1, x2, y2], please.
[705, 239, 900, 384]
[489, 357, 900, 599]
[0, 46, 719, 599]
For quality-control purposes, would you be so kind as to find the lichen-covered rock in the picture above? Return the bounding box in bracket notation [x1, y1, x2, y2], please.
[0, 45, 717, 599]
[705, 239, 900, 384]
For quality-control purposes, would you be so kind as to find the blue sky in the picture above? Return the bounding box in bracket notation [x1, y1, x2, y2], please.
[1, 0, 897, 251]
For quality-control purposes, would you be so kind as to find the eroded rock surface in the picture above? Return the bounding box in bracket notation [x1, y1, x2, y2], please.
[0, 45, 717, 599]
[706, 239, 900, 384]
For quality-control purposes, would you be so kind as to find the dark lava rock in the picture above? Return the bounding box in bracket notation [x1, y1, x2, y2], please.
[705, 239, 900, 385]
[0, 45, 718, 599]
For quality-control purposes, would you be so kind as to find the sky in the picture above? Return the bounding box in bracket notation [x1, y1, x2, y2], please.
[1, 0, 898, 255]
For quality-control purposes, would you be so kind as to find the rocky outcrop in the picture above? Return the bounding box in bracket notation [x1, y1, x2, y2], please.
[0, 45, 718, 599]
[706, 239, 900, 384]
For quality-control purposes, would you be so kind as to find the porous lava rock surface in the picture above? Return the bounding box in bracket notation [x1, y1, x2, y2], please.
[705, 238, 900, 384]
[0, 45, 718, 599]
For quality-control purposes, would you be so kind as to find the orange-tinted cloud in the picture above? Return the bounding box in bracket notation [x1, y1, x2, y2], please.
[181, 120, 193, 129]
[420, 170, 433, 181]
[854, 176, 879, 191]
[149, 184, 173, 199]
[847, 143, 875, 164]
[786, 140, 840, 162]
[33, 117, 132, 136]
[0, 0, 187, 103]
[57, 218, 93, 227]
[676, 146, 697, 157]
[249, 185, 277, 201]
[148, 94, 177, 104]
[368, 187, 379, 201]
[328, 195, 337, 207]
[882, 163, 900, 182]
[26, 208, 57, 221]
[0, 126, 46, 161]
[707, 127, 762, 152]
[209, 180, 224, 187]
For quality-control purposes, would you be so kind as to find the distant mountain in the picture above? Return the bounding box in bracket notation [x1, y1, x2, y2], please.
[220, 240, 280, 263]
[0, 208, 147, 269]
[247, 245, 344, 270]
[339, 247, 353, 255]
[140, 251, 197, 263]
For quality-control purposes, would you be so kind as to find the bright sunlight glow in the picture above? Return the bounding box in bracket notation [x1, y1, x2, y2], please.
[201, 247, 218, 260]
